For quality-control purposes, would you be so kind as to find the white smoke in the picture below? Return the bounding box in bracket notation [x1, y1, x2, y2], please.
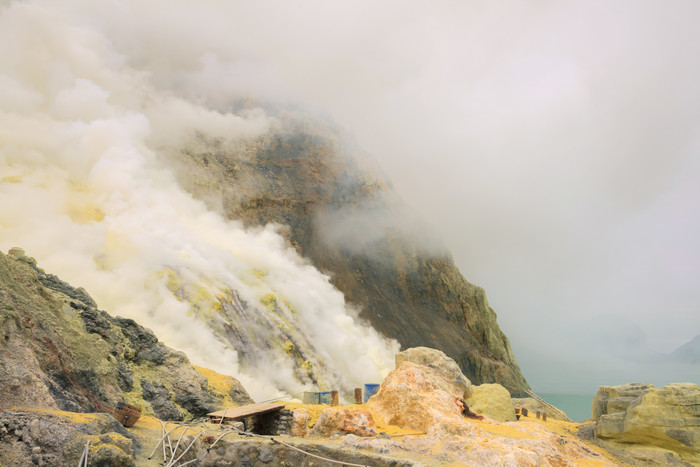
[0, 0, 398, 401]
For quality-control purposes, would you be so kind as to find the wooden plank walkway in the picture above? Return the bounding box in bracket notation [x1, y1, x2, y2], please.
[206, 402, 285, 421]
[524, 390, 573, 422]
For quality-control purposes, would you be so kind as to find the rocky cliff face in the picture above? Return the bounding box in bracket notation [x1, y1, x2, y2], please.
[173, 113, 529, 395]
[0, 250, 251, 419]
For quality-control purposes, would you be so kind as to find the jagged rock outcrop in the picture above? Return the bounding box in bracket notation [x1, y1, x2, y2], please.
[591, 382, 654, 419]
[0, 251, 251, 420]
[173, 114, 529, 395]
[591, 382, 700, 465]
[467, 383, 515, 422]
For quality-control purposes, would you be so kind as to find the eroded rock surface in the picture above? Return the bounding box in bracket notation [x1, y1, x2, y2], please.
[591, 382, 654, 419]
[311, 408, 378, 437]
[591, 382, 700, 465]
[366, 360, 467, 434]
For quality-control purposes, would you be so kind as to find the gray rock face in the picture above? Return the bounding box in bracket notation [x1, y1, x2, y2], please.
[591, 382, 700, 465]
[0, 251, 251, 419]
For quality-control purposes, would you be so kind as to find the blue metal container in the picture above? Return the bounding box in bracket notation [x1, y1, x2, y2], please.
[363, 384, 380, 403]
[303, 391, 334, 404]
[318, 391, 333, 404]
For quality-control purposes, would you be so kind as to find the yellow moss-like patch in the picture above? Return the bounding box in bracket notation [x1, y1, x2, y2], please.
[194, 365, 243, 409]
[260, 293, 277, 310]
[1, 175, 22, 183]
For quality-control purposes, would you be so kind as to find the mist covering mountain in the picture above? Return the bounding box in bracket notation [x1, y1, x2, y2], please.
[171, 111, 529, 394]
[0, 1, 528, 399]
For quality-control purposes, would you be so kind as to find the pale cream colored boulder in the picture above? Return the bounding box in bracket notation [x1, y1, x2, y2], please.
[592, 382, 700, 465]
[395, 347, 472, 399]
[291, 408, 309, 437]
[366, 361, 471, 434]
[310, 407, 377, 437]
[467, 383, 515, 422]
[591, 382, 653, 419]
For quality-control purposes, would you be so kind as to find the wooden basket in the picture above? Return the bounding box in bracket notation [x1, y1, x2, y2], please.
[113, 402, 142, 427]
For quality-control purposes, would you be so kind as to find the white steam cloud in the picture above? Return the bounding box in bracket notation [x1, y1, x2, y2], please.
[0, 0, 398, 401]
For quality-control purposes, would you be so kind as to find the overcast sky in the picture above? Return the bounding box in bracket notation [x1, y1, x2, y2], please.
[3, 0, 698, 393]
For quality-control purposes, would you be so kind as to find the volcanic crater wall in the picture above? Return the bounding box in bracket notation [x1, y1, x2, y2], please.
[173, 115, 529, 395]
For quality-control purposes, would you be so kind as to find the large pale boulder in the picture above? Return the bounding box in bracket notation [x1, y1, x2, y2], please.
[366, 361, 471, 434]
[395, 347, 472, 399]
[592, 382, 700, 465]
[467, 384, 515, 422]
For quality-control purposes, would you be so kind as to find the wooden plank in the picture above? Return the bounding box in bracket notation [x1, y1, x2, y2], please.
[206, 402, 285, 421]
[524, 390, 573, 422]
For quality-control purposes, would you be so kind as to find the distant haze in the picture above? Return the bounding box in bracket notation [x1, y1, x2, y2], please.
[1, 0, 699, 394]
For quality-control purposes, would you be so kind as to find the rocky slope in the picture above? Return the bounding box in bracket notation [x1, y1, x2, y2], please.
[0, 249, 251, 421]
[172, 112, 529, 395]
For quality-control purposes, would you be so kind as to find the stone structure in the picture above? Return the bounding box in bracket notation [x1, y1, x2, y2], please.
[253, 409, 294, 436]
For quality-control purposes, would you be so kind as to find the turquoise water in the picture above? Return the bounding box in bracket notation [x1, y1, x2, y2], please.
[537, 393, 594, 422]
